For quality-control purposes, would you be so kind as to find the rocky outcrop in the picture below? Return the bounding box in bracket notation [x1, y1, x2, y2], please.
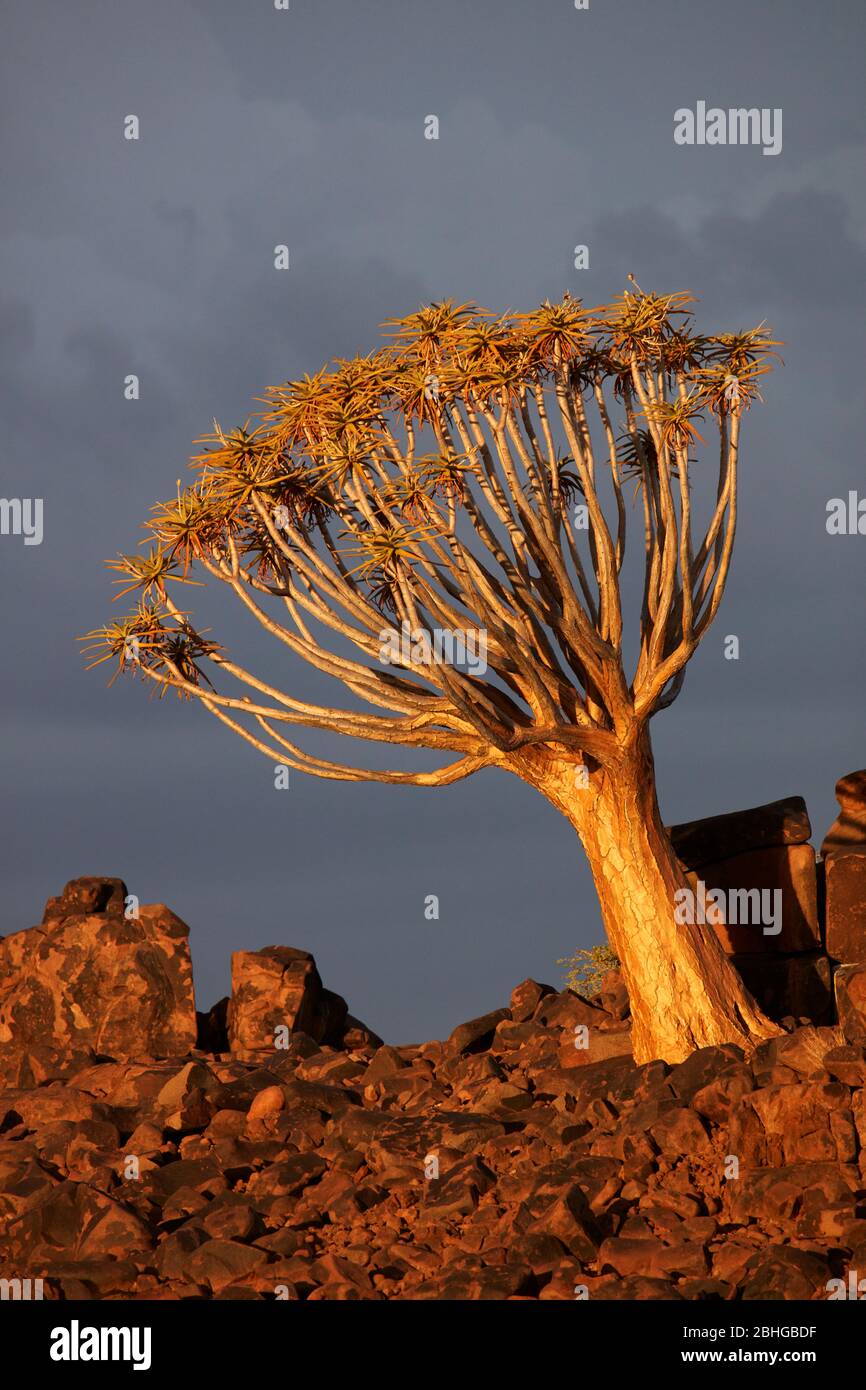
[664, 774, 866, 1024]
[227, 946, 367, 1059]
[3, 956, 866, 1301]
[3, 768, 866, 1303]
[669, 796, 812, 869]
[825, 854, 866, 964]
[820, 773, 866, 969]
[822, 772, 866, 858]
[0, 879, 196, 1069]
[734, 952, 833, 1025]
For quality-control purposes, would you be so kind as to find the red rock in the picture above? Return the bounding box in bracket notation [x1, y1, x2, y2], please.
[42, 877, 129, 921]
[199, 1198, 259, 1243]
[185, 1239, 269, 1293]
[834, 963, 866, 1041]
[447, 1009, 510, 1055]
[361, 1045, 409, 1083]
[676, 1277, 734, 1300]
[227, 947, 348, 1059]
[585, 1273, 684, 1299]
[0, 1155, 60, 1221]
[10, 1182, 153, 1262]
[245, 1154, 327, 1201]
[509, 979, 555, 1023]
[722, 1162, 858, 1224]
[691, 1066, 754, 1123]
[769, 1025, 845, 1077]
[821, 770, 866, 857]
[10, 870, 866, 1306]
[667, 1045, 744, 1101]
[597, 1236, 708, 1279]
[732, 1082, 855, 1166]
[142, 1157, 226, 1205]
[340, 1015, 384, 1050]
[528, 1186, 599, 1260]
[822, 1043, 866, 1086]
[411, 1264, 534, 1299]
[0, 1046, 98, 1089]
[246, 1083, 285, 1123]
[825, 852, 866, 962]
[0, 902, 196, 1060]
[600, 970, 630, 1021]
[738, 1245, 831, 1299]
[559, 1028, 633, 1069]
[504, 1233, 570, 1272]
[296, 1052, 366, 1085]
[648, 1106, 711, 1156]
[423, 1157, 495, 1219]
[156, 1061, 219, 1125]
[533, 991, 606, 1029]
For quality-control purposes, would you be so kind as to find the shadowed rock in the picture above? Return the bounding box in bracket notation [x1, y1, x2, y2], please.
[668, 796, 811, 871]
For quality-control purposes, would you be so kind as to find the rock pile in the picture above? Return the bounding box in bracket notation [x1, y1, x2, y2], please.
[2, 771, 866, 1301]
[2, 884, 866, 1299]
[667, 772, 866, 1026]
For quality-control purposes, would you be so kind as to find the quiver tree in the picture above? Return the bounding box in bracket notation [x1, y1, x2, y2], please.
[86, 286, 783, 1063]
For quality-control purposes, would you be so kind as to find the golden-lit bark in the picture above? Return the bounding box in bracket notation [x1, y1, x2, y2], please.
[514, 730, 782, 1064]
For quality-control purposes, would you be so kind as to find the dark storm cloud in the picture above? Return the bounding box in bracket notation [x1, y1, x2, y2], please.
[1, 0, 864, 1038]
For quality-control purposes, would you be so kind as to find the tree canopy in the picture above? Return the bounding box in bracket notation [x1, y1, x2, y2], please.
[85, 288, 779, 784]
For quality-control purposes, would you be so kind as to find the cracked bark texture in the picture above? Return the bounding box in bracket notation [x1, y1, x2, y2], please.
[516, 731, 782, 1065]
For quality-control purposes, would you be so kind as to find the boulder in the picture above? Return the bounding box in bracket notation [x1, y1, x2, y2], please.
[509, 979, 555, 1023]
[42, 876, 128, 921]
[0, 886, 196, 1060]
[5, 1181, 154, 1263]
[821, 769, 866, 858]
[599, 969, 630, 1020]
[447, 1008, 510, 1055]
[685, 844, 819, 954]
[668, 797, 811, 871]
[738, 1245, 832, 1300]
[732, 952, 833, 1024]
[227, 947, 348, 1060]
[824, 852, 866, 963]
[341, 1014, 384, 1050]
[12, 865, 866, 1303]
[597, 1236, 708, 1280]
[559, 1027, 633, 1069]
[835, 963, 866, 1041]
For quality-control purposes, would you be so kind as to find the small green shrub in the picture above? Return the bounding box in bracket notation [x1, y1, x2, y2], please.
[557, 943, 620, 999]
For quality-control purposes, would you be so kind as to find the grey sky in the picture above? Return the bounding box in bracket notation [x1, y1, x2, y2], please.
[1, 0, 864, 1041]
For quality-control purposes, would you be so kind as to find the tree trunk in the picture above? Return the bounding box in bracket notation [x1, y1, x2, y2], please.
[517, 729, 782, 1064]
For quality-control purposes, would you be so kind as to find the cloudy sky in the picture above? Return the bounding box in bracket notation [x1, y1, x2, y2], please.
[2, 0, 864, 1042]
